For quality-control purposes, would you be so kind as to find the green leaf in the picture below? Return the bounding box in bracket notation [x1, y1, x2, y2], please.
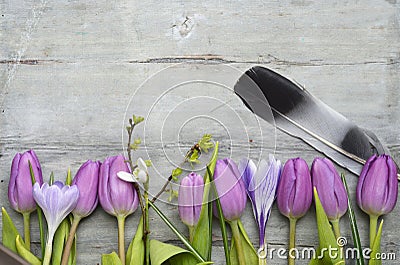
[171, 167, 183, 181]
[52, 217, 70, 265]
[102, 252, 122, 265]
[2, 207, 21, 253]
[66, 168, 72, 185]
[15, 235, 41, 265]
[229, 221, 258, 265]
[126, 216, 144, 265]
[198, 134, 214, 153]
[148, 201, 206, 263]
[341, 173, 364, 265]
[369, 220, 383, 265]
[133, 115, 144, 124]
[144, 160, 152, 167]
[191, 142, 219, 261]
[150, 239, 195, 265]
[313, 188, 345, 265]
[209, 164, 230, 265]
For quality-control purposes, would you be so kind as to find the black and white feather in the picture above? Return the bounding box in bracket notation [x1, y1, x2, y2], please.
[234, 66, 396, 178]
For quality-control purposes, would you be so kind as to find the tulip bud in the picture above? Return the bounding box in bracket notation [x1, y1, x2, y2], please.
[356, 154, 398, 216]
[277, 158, 312, 219]
[72, 160, 101, 218]
[8, 150, 44, 214]
[213, 158, 247, 222]
[178, 173, 204, 227]
[98, 155, 139, 218]
[311, 157, 348, 221]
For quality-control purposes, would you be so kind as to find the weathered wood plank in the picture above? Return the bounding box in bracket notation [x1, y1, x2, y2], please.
[1, 0, 400, 264]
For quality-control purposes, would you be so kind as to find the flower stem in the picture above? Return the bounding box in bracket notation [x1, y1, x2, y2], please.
[61, 216, 81, 265]
[117, 216, 126, 265]
[144, 182, 150, 265]
[42, 233, 55, 265]
[188, 226, 195, 243]
[289, 218, 297, 265]
[22, 212, 30, 251]
[369, 214, 378, 249]
[258, 243, 267, 265]
[331, 219, 341, 240]
[230, 220, 246, 265]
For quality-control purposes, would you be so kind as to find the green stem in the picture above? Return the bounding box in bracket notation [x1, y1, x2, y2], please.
[117, 216, 126, 265]
[289, 218, 297, 265]
[61, 216, 81, 265]
[188, 226, 195, 243]
[42, 233, 55, 265]
[22, 212, 31, 251]
[331, 219, 341, 240]
[258, 243, 267, 265]
[230, 220, 246, 265]
[144, 183, 150, 265]
[369, 215, 378, 249]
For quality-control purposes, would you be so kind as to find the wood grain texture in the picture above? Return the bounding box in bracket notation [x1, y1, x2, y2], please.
[1, 0, 400, 264]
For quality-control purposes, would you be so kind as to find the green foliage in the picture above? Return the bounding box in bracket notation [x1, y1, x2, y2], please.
[229, 221, 258, 265]
[341, 173, 364, 265]
[101, 252, 122, 265]
[149, 239, 198, 265]
[133, 115, 144, 125]
[126, 216, 144, 265]
[198, 134, 213, 153]
[2, 207, 21, 253]
[369, 220, 383, 265]
[191, 142, 219, 262]
[52, 217, 76, 265]
[15, 235, 41, 265]
[309, 188, 345, 265]
[171, 167, 183, 181]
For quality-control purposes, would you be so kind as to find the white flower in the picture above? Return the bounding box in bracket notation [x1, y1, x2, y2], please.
[117, 158, 148, 184]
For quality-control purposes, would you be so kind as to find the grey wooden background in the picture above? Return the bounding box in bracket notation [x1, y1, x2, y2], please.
[1, 0, 400, 264]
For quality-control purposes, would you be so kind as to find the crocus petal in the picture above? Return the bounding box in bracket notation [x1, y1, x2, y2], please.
[241, 155, 281, 247]
[33, 182, 79, 237]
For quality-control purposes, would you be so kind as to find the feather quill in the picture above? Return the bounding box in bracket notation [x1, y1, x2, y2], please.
[234, 66, 400, 180]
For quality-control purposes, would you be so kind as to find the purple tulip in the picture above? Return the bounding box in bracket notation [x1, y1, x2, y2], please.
[213, 158, 247, 222]
[357, 154, 398, 216]
[178, 173, 204, 228]
[71, 160, 101, 218]
[277, 158, 312, 219]
[311, 157, 348, 221]
[98, 155, 139, 218]
[239, 155, 281, 248]
[8, 150, 44, 214]
[33, 181, 79, 265]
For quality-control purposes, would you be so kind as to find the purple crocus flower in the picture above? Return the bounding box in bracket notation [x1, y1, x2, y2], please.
[277, 158, 312, 219]
[213, 158, 247, 222]
[311, 157, 348, 221]
[357, 154, 398, 216]
[33, 181, 79, 265]
[178, 172, 204, 227]
[99, 155, 139, 218]
[238, 155, 282, 248]
[8, 150, 43, 213]
[72, 160, 101, 218]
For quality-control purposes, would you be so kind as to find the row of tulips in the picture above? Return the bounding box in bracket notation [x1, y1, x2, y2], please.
[177, 155, 398, 264]
[5, 148, 398, 265]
